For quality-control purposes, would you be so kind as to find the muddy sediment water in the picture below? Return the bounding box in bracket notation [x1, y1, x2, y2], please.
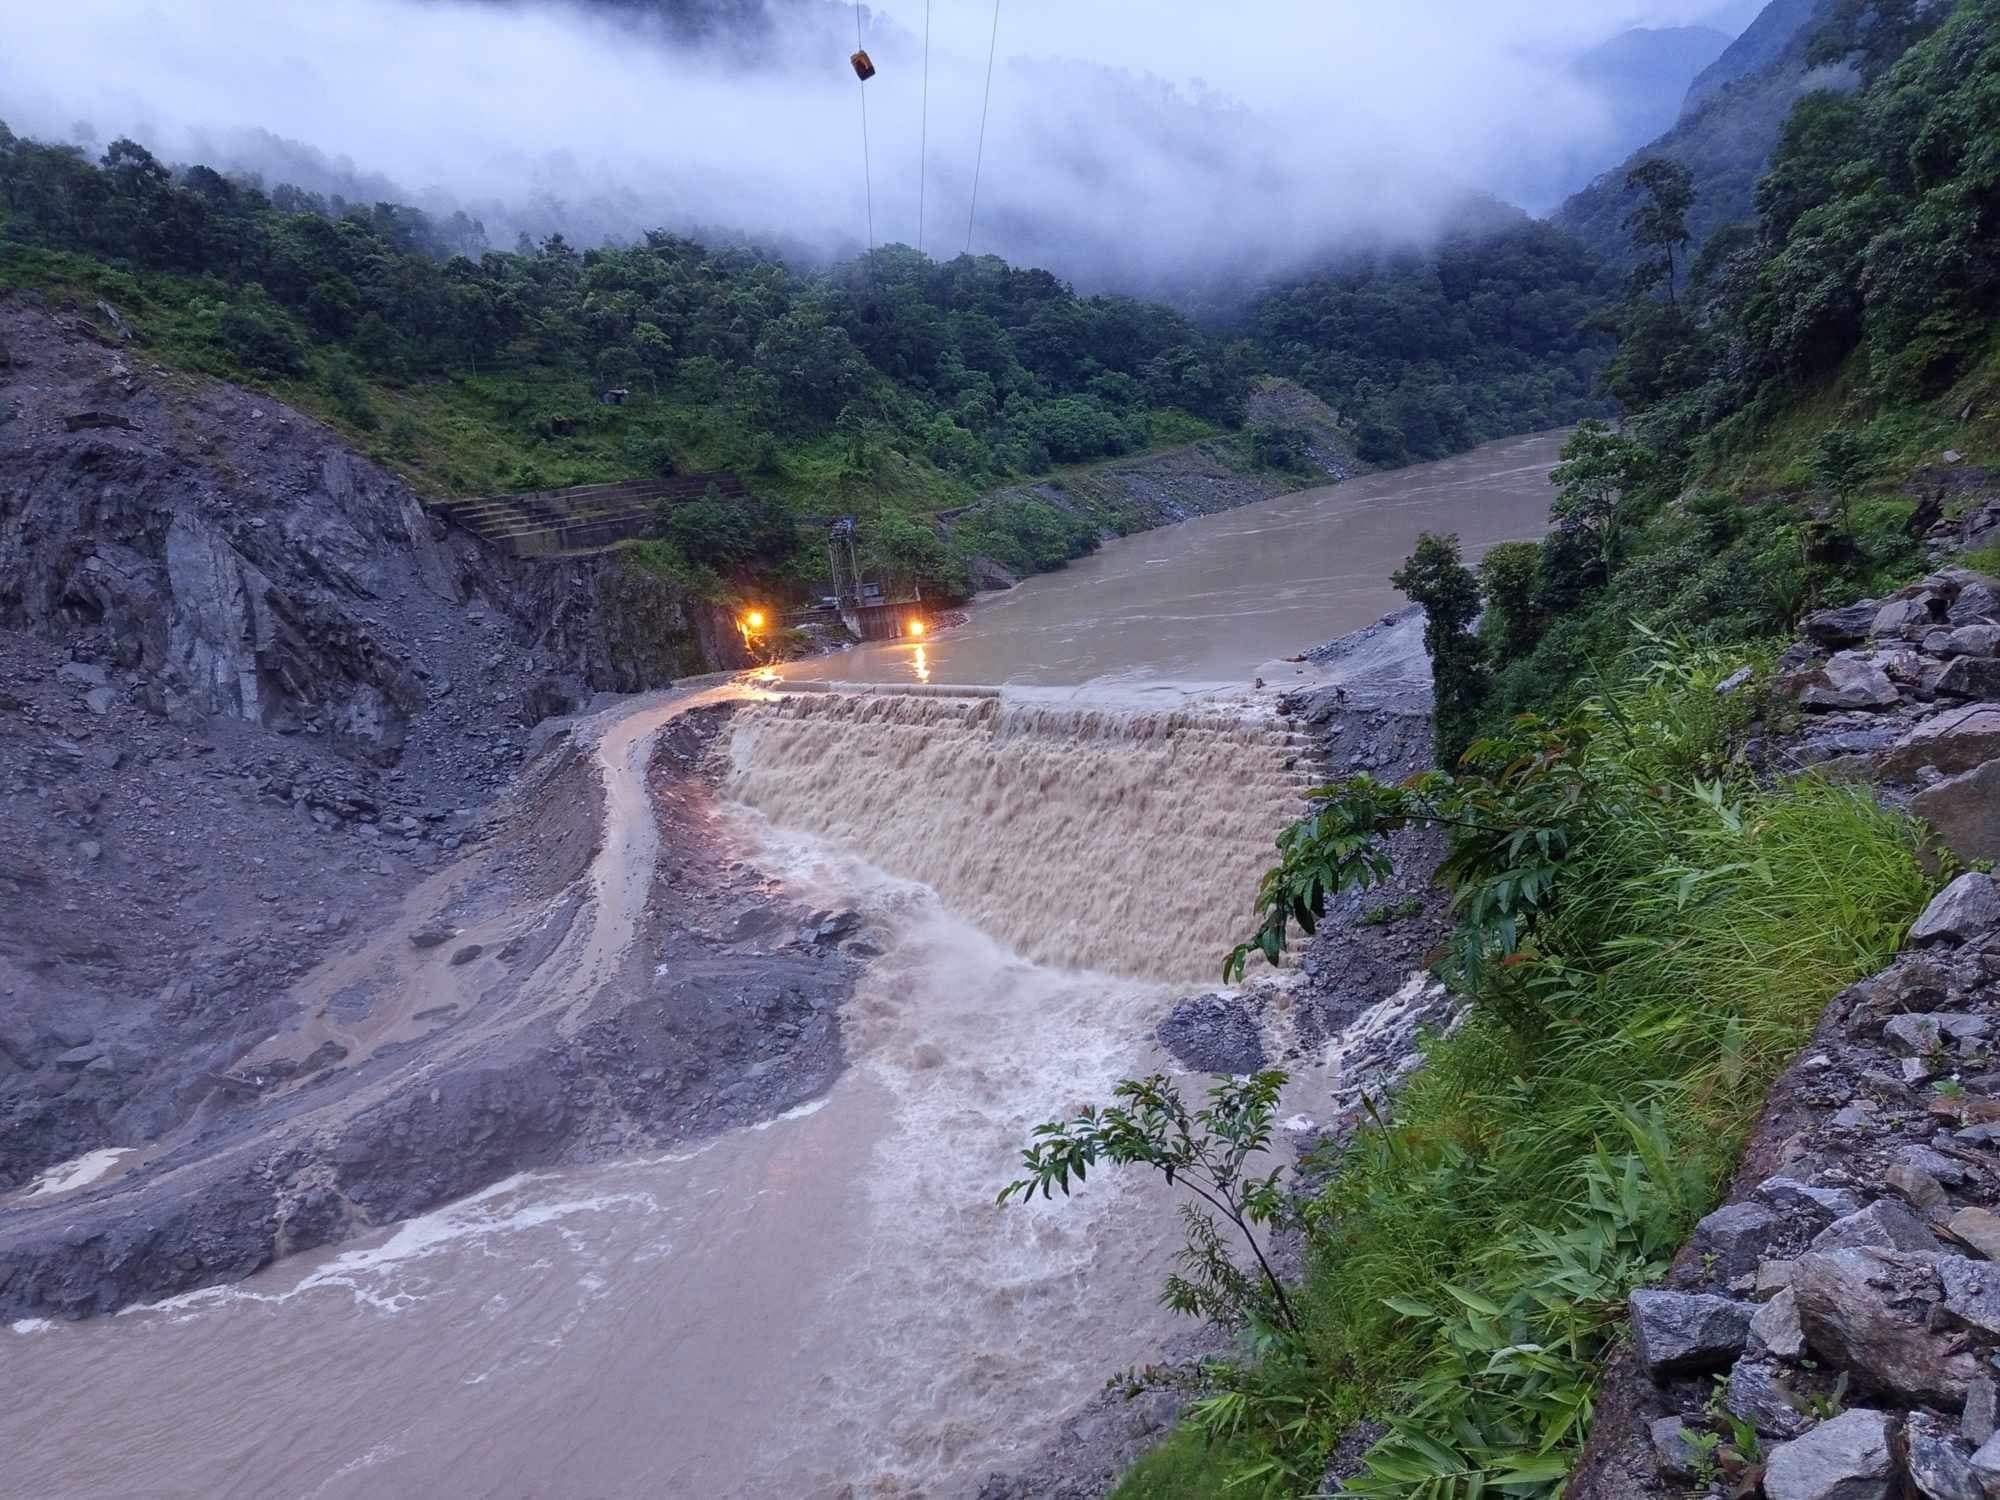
[780, 427, 1566, 692]
[3, 432, 1560, 1499]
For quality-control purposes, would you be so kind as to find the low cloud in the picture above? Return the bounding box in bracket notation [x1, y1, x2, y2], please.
[1, 0, 1746, 289]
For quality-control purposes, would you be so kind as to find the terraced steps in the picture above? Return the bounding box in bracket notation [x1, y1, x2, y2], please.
[427, 473, 747, 557]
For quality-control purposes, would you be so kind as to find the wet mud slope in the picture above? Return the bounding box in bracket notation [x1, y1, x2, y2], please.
[0, 693, 858, 1320]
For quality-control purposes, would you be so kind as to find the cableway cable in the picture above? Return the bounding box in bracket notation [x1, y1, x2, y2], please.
[856, 0, 876, 260]
[965, 0, 1002, 256]
[917, 0, 931, 256]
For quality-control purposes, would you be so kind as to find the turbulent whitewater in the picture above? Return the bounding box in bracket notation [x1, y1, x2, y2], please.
[728, 691, 1319, 981]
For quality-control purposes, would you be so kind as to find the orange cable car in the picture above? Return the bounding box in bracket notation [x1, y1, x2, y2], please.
[850, 49, 876, 81]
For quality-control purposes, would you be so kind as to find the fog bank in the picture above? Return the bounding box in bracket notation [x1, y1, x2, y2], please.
[1, 0, 1757, 288]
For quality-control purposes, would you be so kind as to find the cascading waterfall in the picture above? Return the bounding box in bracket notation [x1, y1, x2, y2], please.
[726, 690, 1320, 983]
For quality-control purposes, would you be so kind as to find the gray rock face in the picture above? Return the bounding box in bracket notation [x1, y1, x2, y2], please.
[1914, 760, 2000, 867]
[1727, 1356, 1814, 1439]
[1792, 1249, 1977, 1404]
[1802, 654, 1903, 711]
[1944, 624, 2000, 657]
[1695, 1200, 1783, 1279]
[1752, 1285, 1808, 1359]
[1909, 875, 2000, 946]
[1762, 1177, 1866, 1221]
[1647, 1415, 1700, 1479]
[1877, 595, 1940, 639]
[1939, 657, 2000, 700]
[1806, 602, 1882, 646]
[1763, 1409, 1896, 1500]
[1812, 1201, 1942, 1254]
[1937, 1256, 2000, 1339]
[1628, 1288, 1752, 1377]
[1905, 1410, 1982, 1500]
[1880, 705, 2000, 781]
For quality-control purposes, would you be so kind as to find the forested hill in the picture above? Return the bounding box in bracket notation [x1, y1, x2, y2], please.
[1247, 220, 1613, 467]
[1553, 0, 1845, 270]
[1478, 0, 2000, 724]
[0, 121, 1613, 579]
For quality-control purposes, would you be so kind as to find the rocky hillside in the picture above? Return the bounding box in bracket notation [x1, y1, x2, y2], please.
[1571, 559, 2000, 1497]
[0, 290, 737, 1206]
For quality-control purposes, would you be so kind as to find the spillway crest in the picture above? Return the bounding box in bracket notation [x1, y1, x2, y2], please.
[727, 690, 1317, 982]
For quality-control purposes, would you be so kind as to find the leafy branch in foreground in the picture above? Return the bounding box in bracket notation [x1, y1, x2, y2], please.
[998, 1071, 1300, 1338]
[1223, 718, 1598, 1003]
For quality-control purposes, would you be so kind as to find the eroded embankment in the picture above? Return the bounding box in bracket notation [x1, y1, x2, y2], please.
[0, 686, 855, 1321]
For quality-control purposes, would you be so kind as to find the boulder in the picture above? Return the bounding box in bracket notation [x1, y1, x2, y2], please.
[1156, 994, 1266, 1075]
[55, 660, 108, 687]
[1812, 1201, 1942, 1254]
[1878, 705, 2000, 780]
[1793, 1249, 1977, 1404]
[1887, 1162, 1949, 1212]
[1762, 1409, 1896, 1500]
[1628, 1288, 1753, 1377]
[1951, 582, 2000, 627]
[1802, 654, 1904, 711]
[1761, 1177, 1866, 1222]
[1973, 1429, 2000, 1494]
[1728, 1356, 1814, 1439]
[1915, 761, 2000, 867]
[1940, 658, 2000, 700]
[1938, 1256, 2000, 1339]
[1886, 1013, 1994, 1055]
[1966, 1377, 1998, 1446]
[1877, 595, 1941, 639]
[1909, 876, 2000, 946]
[1949, 1208, 2000, 1261]
[1945, 624, 2000, 658]
[1694, 1200, 1783, 1279]
[1806, 602, 1881, 647]
[1751, 1285, 1807, 1359]
[1952, 576, 2000, 624]
[1648, 1415, 1701, 1480]
[1905, 1410, 1982, 1500]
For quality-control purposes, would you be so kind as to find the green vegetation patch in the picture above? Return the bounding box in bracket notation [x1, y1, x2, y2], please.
[1061, 647, 1935, 1497]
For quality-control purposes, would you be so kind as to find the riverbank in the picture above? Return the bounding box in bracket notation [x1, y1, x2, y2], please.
[0, 683, 865, 1319]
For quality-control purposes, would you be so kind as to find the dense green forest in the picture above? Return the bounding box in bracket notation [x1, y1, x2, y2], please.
[1249, 222, 1613, 466]
[0, 119, 1611, 600]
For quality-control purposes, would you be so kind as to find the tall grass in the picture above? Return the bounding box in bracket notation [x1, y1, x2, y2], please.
[1119, 647, 1937, 1497]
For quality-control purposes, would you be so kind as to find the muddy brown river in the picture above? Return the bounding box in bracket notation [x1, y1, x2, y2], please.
[3, 431, 1560, 1499]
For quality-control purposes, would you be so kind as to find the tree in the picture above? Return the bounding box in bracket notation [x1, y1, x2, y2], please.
[1624, 158, 1695, 307]
[1549, 420, 1648, 575]
[1810, 427, 1870, 542]
[999, 1072, 1301, 1338]
[1392, 532, 1489, 766]
[1478, 541, 1547, 660]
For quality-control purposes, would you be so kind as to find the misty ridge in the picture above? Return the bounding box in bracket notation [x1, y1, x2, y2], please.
[4, 0, 1755, 296]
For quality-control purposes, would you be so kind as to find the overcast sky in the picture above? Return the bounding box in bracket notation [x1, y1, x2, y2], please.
[0, 0, 1759, 287]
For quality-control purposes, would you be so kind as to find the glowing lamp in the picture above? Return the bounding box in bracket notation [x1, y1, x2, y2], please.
[744, 610, 766, 631]
[907, 618, 926, 637]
